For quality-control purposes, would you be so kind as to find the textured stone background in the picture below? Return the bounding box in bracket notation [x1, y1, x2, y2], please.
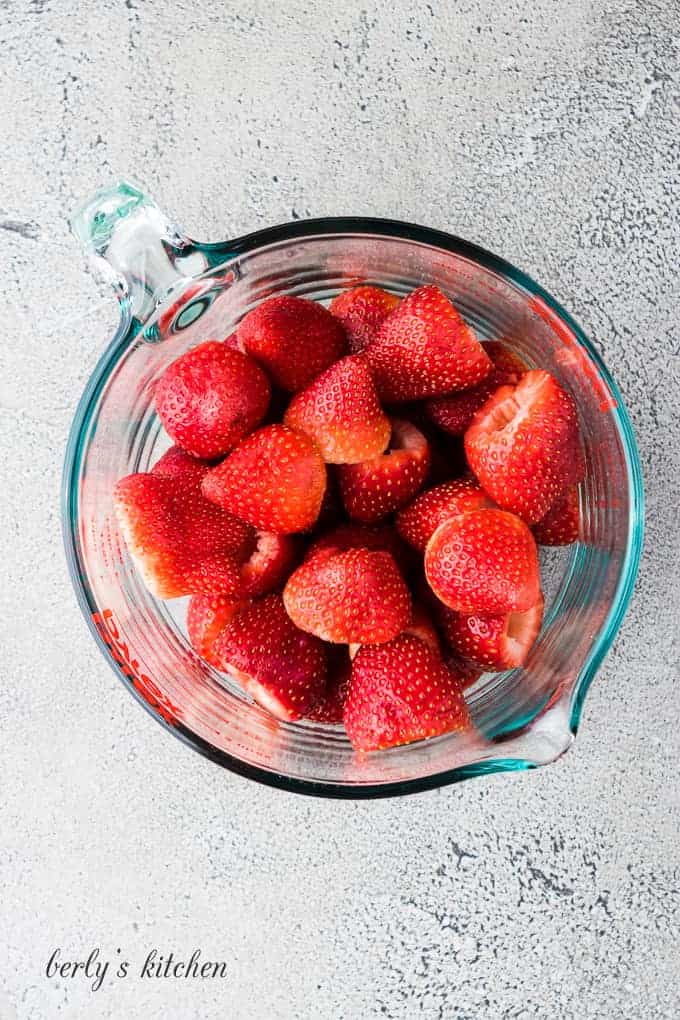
[1, 1, 679, 1018]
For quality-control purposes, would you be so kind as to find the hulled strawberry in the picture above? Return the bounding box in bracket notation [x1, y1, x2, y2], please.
[201, 424, 326, 534]
[187, 594, 248, 668]
[424, 509, 540, 614]
[154, 341, 271, 458]
[343, 634, 471, 752]
[439, 594, 544, 672]
[365, 285, 492, 401]
[237, 295, 346, 391]
[533, 485, 580, 546]
[284, 355, 390, 463]
[338, 418, 430, 523]
[306, 647, 352, 724]
[329, 285, 400, 354]
[349, 602, 440, 659]
[239, 531, 299, 597]
[211, 594, 327, 720]
[396, 476, 493, 552]
[283, 548, 411, 644]
[114, 468, 253, 599]
[464, 369, 584, 524]
[425, 340, 526, 437]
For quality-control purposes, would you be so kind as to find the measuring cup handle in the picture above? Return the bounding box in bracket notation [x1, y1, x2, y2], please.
[69, 180, 207, 329]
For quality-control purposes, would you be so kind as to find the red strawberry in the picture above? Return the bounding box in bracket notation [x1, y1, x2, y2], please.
[441, 651, 484, 690]
[211, 594, 327, 720]
[284, 355, 390, 464]
[425, 341, 527, 437]
[424, 509, 540, 614]
[533, 485, 580, 546]
[464, 369, 584, 524]
[364, 285, 492, 401]
[154, 341, 271, 459]
[306, 522, 412, 575]
[439, 594, 544, 671]
[306, 647, 352, 723]
[329, 285, 400, 354]
[396, 476, 493, 552]
[150, 445, 211, 484]
[186, 594, 248, 668]
[114, 469, 252, 599]
[237, 295, 347, 392]
[283, 548, 411, 644]
[239, 531, 299, 597]
[201, 424, 326, 534]
[343, 634, 471, 752]
[349, 602, 439, 659]
[338, 418, 430, 523]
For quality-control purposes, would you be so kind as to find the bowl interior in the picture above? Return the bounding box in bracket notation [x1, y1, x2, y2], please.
[64, 228, 641, 795]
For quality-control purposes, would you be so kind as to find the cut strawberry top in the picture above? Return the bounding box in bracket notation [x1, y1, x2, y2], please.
[464, 369, 584, 524]
[440, 594, 545, 671]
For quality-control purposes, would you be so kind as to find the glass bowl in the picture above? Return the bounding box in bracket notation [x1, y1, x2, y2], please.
[62, 181, 643, 797]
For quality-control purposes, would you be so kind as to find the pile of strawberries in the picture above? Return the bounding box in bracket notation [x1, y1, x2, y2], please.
[114, 283, 583, 753]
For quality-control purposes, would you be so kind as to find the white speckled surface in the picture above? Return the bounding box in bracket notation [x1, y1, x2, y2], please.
[1, 2, 679, 1018]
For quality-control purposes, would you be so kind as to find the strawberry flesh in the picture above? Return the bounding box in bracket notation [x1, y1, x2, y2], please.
[464, 369, 584, 524]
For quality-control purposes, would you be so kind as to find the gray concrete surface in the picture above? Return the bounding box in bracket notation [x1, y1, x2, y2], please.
[1, 1, 679, 1017]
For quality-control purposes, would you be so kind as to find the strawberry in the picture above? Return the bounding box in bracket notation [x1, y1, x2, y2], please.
[364, 285, 492, 401]
[237, 295, 347, 392]
[439, 594, 544, 671]
[154, 341, 271, 459]
[211, 595, 327, 720]
[201, 424, 327, 534]
[306, 647, 352, 723]
[424, 509, 540, 614]
[441, 650, 484, 690]
[283, 548, 411, 644]
[337, 418, 430, 523]
[329, 285, 400, 354]
[349, 602, 440, 659]
[239, 531, 299, 597]
[396, 476, 493, 552]
[186, 594, 248, 668]
[343, 634, 471, 752]
[306, 522, 412, 575]
[284, 355, 390, 464]
[425, 340, 527, 437]
[150, 445, 211, 484]
[533, 485, 580, 546]
[464, 369, 584, 524]
[114, 469, 252, 599]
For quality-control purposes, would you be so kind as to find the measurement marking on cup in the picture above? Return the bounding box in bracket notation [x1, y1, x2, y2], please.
[92, 609, 179, 725]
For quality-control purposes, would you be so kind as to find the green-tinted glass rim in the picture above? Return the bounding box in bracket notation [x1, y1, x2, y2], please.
[62, 216, 644, 798]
